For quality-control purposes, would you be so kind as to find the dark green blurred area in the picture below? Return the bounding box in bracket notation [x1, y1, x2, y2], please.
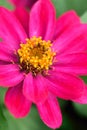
[0, 0, 87, 130]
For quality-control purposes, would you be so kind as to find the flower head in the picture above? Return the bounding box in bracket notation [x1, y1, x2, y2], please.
[0, 0, 87, 129]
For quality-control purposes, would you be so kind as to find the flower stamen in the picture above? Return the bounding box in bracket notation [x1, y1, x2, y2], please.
[17, 36, 56, 75]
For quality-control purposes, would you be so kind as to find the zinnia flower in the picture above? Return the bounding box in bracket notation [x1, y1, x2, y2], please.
[8, 0, 38, 8]
[0, 0, 87, 129]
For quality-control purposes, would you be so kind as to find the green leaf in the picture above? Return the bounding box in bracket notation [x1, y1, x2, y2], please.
[0, 87, 7, 104]
[0, 105, 8, 130]
[81, 12, 87, 23]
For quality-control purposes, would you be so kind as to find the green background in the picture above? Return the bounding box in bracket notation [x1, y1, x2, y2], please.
[0, 0, 87, 130]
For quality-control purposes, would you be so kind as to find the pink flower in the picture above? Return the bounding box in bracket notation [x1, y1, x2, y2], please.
[8, 0, 38, 8]
[0, 0, 87, 129]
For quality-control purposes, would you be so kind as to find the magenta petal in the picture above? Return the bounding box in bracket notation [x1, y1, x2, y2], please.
[54, 52, 87, 75]
[29, 0, 56, 40]
[8, 0, 29, 7]
[0, 51, 12, 62]
[53, 25, 87, 53]
[0, 42, 17, 62]
[37, 95, 62, 129]
[23, 73, 48, 103]
[14, 7, 29, 35]
[0, 7, 27, 50]
[8, 0, 37, 8]
[73, 86, 87, 104]
[0, 64, 24, 87]
[5, 84, 32, 118]
[46, 71, 85, 100]
[53, 10, 80, 40]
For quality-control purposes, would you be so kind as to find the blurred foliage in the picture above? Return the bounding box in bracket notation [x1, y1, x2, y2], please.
[0, 0, 87, 130]
[0, 105, 8, 130]
[81, 12, 87, 23]
[73, 103, 87, 117]
[81, 76, 87, 84]
[0, 0, 12, 9]
[52, 0, 87, 17]
[3, 105, 51, 130]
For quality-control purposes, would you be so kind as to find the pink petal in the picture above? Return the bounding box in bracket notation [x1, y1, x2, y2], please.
[13, 7, 29, 35]
[8, 0, 37, 8]
[73, 86, 87, 104]
[0, 7, 27, 50]
[54, 52, 87, 75]
[53, 24, 87, 53]
[29, 0, 56, 40]
[0, 42, 17, 62]
[0, 51, 12, 62]
[53, 10, 80, 40]
[5, 84, 32, 118]
[8, 0, 29, 7]
[23, 73, 48, 103]
[46, 71, 85, 100]
[37, 95, 62, 129]
[0, 64, 24, 87]
[0, 61, 10, 65]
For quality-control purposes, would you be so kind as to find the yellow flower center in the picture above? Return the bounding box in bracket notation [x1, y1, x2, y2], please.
[17, 36, 56, 76]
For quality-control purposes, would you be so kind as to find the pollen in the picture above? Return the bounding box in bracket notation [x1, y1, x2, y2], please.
[17, 36, 56, 75]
